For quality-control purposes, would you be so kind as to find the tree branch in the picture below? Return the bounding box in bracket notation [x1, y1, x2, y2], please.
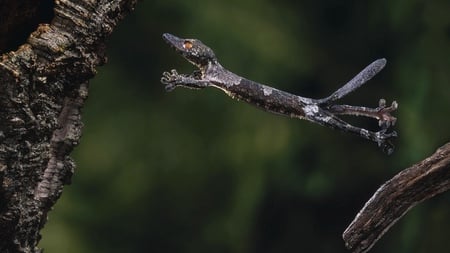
[0, 0, 138, 252]
[343, 142, 450, 253]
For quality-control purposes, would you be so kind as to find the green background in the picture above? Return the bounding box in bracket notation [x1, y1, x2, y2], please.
[40, 0, 449, 252]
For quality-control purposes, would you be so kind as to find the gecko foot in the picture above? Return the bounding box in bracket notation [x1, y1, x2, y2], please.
[375, 129, 397, 155]
[376, 99, 398, 129]
[161, 69, 182, 91]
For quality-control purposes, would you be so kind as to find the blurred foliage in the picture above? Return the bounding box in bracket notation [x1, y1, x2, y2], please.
[40, 0, 449, 252]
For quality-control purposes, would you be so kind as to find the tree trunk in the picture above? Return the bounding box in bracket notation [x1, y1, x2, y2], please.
[0, 0, 138, 252]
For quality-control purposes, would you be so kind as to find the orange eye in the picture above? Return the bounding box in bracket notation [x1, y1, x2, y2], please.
[183, 41, 193, 49]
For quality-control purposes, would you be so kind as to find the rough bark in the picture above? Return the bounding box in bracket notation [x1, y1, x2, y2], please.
[0, 0, 138, 252]
[343, 142, 450, 253]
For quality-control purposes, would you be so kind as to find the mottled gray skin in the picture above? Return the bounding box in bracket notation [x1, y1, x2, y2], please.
[161, 33, 398, 154]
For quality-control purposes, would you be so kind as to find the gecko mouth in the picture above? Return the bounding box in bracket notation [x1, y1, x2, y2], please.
[162, 33, 185, 52]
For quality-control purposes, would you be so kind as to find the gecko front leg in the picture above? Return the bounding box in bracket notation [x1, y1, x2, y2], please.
[161, 69, 210, 91]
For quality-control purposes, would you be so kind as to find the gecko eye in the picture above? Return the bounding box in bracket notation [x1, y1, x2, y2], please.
[183, 40, 193, 50]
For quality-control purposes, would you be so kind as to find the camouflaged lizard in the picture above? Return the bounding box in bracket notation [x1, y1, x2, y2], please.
[161, 33, 398, 154]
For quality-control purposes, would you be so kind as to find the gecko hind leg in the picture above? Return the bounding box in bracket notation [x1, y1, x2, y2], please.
[327, 99, 398, 129]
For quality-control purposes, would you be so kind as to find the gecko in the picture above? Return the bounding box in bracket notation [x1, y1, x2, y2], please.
[161, 33, 397, 154]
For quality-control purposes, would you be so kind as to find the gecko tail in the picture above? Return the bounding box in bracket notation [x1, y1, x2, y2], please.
[317, 59, 387, 105]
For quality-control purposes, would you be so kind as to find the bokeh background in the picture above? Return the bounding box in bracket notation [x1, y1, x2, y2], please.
[40, 0, 449, 252]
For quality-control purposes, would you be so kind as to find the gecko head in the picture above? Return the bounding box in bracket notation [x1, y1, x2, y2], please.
[163, 33, 217, 68]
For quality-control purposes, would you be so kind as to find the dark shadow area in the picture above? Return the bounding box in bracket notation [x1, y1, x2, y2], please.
[0, 0, 54, 53]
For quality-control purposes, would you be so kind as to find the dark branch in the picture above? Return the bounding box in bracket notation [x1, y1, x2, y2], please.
[161, 33, 398, 154]
[343, 142, 450, 253]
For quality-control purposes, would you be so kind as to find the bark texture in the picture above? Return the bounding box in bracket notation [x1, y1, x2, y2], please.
[343, 142, 450, 253]
[0, 0, 138, 252]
